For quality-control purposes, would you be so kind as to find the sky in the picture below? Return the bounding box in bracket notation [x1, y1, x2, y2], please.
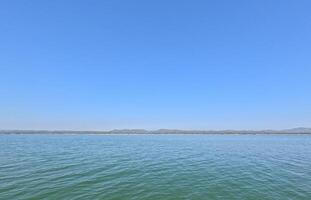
[1, 0, 311, 130]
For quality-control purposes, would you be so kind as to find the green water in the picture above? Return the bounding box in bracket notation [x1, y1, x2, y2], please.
[0, 134, 310, 200]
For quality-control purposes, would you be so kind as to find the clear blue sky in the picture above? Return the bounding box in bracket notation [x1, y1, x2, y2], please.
[1, 0, 310, 130]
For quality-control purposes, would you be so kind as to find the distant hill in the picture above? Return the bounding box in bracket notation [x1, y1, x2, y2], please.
[1, 128, 311, 134]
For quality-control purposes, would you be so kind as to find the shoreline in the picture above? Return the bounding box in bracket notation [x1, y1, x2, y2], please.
[1, 132, 311, 135]
[1, 128, 311, 135]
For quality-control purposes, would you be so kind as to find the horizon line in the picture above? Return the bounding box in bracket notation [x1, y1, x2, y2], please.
[0, 127, 310, 132]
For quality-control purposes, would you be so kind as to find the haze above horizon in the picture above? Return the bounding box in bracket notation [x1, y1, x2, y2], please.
[1, 0, 311, 130]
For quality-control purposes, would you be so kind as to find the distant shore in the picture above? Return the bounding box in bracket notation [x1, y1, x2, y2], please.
[1, 128, 311, 135]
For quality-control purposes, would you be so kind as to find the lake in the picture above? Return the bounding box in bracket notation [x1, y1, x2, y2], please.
[0, 134, 310, 200]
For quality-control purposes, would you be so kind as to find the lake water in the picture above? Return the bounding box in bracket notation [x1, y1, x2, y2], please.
[0, 134, 311, 200]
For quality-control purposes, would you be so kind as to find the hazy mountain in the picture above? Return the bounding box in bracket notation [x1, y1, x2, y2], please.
[1, 128, 311, 134]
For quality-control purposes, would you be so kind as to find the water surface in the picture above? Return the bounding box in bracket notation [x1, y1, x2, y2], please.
[0, 134, 310, 200]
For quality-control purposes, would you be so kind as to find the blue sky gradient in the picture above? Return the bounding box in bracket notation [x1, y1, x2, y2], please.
[1, 0, 311, 130]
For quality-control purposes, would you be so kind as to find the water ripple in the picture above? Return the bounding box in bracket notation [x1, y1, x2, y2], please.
[0, 134, 311, 200]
